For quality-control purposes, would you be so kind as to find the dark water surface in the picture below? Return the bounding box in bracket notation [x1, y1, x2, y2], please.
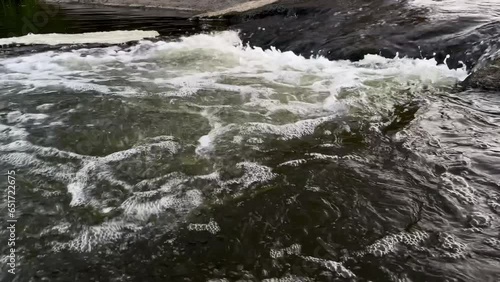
[0, 1, 500, 282]
[0, 1, 223, 38]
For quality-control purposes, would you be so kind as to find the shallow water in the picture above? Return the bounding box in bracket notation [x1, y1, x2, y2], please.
[1, 1, 500, 282]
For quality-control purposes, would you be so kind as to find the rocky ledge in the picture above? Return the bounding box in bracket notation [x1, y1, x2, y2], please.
[462, 54, 500, 91]
[42, 0, 278, 16]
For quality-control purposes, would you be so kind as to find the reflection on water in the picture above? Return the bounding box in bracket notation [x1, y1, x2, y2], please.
[0, 1, 226, 39]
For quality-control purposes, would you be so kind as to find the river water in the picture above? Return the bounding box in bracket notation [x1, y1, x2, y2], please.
[0, 1, 499, 281]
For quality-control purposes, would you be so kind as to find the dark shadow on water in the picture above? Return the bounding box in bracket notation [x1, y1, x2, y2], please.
[0, 1, 228, 39]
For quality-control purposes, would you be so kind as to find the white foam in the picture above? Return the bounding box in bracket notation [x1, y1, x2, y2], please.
[278, 159, 307, 167]
[195, 109, 227, 156]
[487, 194, 500, 214]
[121, 188, 203, 220]
[223, 162, 276, 190]
[355, 231, 430, 257]
[0, 30, 474, 255]
[66, 137, 179, 207]
[469, 212, 492, 228]
[0, 30, 160, 46]
[0, 124, 29, 141]
[6, 111, 48, 124]
[307, 153, 341, 161]
[244, 115, 340, 140]
[52, 221, 142, 253]
[188, 219, 221, 234]
[36, 103, 55, 112]
[300, 256, 355, 278]
[270, 244, 301, 258]
[438, 233, 468, 259]
[0, 136, 210, 252]
[262, 275, 313, 282]
[439, 172, 477, 204]
[0, 31, 466, 102]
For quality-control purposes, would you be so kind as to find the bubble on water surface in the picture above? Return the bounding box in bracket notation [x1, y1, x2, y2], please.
[356, 230, 430, 257]
[188, 219, 221, 235]
[484, 238, 500, 249]
[437, 233, 468, 259]
[301, 256, 355, 278]
[51, 221, 142, 253]
[270, 244, 302, 258]
[262, 275, 313, 282]
[277, 159, 307, 167]
[468, 212, 493, 228]
[439, 172, 477, 204]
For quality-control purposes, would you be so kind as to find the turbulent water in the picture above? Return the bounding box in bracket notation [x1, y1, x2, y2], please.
[0, 1, 500, 282]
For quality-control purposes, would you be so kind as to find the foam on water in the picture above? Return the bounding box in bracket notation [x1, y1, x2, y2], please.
[215, 162, 276, 195]
[120, 172, 203, 221]
[66, 137, 180, 207]
[439, 172, 477, 205]
[262, 275, 313, 282]
[0, 31, 475, 259]
[6, 111, 48, 124]
[0, 133, 194, 250]
[468, 212, 493, 228]
[354, 231, 430, 258]
[195, 115, 344, 156]
[438, 233, 468, 259]
[270, 244, 302, 259]
[51, 221, 143, 253]
[487, 194, 500, 215]
[277, 159, 307, 167]
[0, 124, 29, 141]
[0, 128, 282, 251]
[187, 219, 221, 235]
[300, 256, 355, 278]
[0, 30, 160, 46]
[243, 115, 340, 140]
[0, 31, 466, 102]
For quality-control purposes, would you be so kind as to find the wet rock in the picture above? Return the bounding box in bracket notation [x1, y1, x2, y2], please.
[462, 56, 500, 91]
[383, 100, 423, 135]
[44, 0, 276, 16]
[223, 0, 500, 69]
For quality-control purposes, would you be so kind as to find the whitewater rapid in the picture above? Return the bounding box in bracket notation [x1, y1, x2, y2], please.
[3, 29, 498, 281]
[0, 29, 469, 250]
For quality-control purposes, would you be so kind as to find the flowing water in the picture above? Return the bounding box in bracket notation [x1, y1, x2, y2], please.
[0, 1, 499, 281]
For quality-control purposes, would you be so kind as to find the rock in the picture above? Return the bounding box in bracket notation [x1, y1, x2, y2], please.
[196, 0, 279, 17]
[462, 56, 500, 91]
[222, 0, 500, 69]
[42, 0, 277, 16]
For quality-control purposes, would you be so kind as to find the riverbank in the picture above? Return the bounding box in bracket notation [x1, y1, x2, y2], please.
[41, 0, 278, 16]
